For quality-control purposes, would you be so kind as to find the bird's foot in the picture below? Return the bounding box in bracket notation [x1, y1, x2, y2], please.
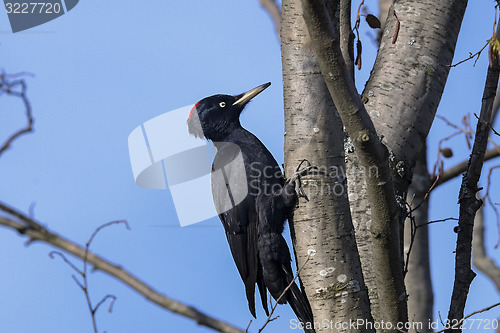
[287, 160, 320, 201]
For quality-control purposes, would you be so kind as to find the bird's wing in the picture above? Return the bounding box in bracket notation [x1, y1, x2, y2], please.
[218, 202, 263, 317]
[212, 143, 268, 317]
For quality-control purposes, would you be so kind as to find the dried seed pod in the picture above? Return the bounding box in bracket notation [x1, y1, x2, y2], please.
[366, 14, 381, 29]
[440, 147, 453, 158]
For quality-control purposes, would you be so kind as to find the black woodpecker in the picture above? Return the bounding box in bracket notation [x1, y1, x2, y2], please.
[187, 82, 315, 332]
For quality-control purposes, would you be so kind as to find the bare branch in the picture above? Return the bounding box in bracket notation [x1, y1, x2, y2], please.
[446, 25, 500, 332]
[445, 42, 489, 68]
[437, 148, 500, 185]
[421, 217, 458, 228]
[410, 175, 439, 213]
[340, 0, 354, 76]
[0, 73, 34, 157]
[474, 112, 500, 137]
[463, 301, 500, 321]
[49, 251, 84, 275]
[81, 219, 130, 330]
[94, 295, 117, 314]
[87, 220, 129, 248]
[404, 213, 458, 276]
[0, 203, 245, 333]
[260, 0, 281, 40]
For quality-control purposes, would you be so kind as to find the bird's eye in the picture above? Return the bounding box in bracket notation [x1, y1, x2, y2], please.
[219, 102, 226, 108]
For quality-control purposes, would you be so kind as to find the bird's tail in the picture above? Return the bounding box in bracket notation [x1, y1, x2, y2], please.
[283, 265, 316, 333]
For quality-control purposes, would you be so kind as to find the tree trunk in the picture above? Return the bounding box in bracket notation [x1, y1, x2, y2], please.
[350, 0, 467, 323]
[281, 0, 373, 330]
[363, 0, 468, 197]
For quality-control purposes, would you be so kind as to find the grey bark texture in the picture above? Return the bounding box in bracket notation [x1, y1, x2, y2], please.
[280, 0, 471, 332]
[281, 0, 373, 331]
[353, 0, 468, 325]
[363, 0, 468, 197]
[300, 0, 407, 328]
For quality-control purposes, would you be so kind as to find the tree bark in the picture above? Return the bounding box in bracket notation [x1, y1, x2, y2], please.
[300, 0, 406, 329]
[281, 0, 373, 330]
[350, 0, 468, 323]
[446, 39, 500, 332]
[363, 0, 468, 197]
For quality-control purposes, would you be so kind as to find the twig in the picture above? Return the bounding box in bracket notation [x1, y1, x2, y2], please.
[421, 217, 458, 228]
[410, 175, 439, 213]
[445, 42, 489, 68]
[94, 295, 116, 313]
[49, 251, 83, 275]
[404, 213, 458, 275]
[463, 301, 500, 320]
[404, 205, 417, 276]
[0, 73, 34, 157]
[51, 220, 127, 333]
[245, 320, 252, 333]
[258, 255, 311, 333]
[474, 112, 500, 137]
[2, 71, 35, 78]
[0, 203, 245, 333]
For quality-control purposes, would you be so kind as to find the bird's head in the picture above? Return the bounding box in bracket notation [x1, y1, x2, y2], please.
[187, 82, 271, 141]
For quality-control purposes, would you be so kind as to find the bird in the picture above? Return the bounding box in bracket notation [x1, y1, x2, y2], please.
[187, 82, 315, 332]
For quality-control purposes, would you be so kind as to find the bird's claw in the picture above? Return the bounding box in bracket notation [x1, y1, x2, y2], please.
[288, 160, 320, 201]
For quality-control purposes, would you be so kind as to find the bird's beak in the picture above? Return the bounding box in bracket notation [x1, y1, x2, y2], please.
[233, 82, 271, 106]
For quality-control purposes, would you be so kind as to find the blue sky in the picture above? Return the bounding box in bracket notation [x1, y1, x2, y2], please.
[0, 1, 499, 333]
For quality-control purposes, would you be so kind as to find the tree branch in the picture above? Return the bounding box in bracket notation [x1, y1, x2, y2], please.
[363, 0, 468, 197]
[0, 202, 245, 333]
[472, 205, 500, 293]
[259, 0, 281, 40]
[339, 0, 354, 78]
[300, 0, 407, 326]
[437, 148, 500, 185]
[445, 29, 500, 333]
[0, 73, 34, 156]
